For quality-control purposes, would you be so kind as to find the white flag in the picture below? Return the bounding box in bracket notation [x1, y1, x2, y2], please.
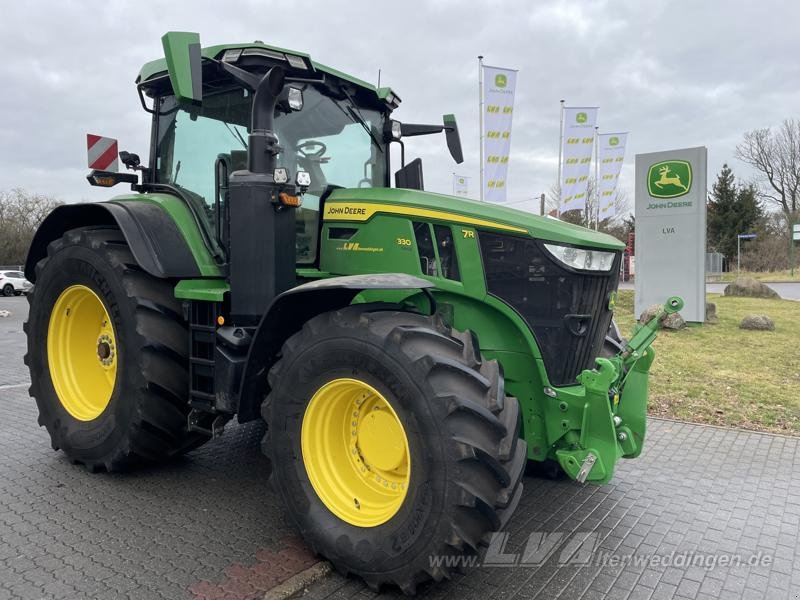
[560, 107, 598, 213]
[482, 65, 517, 203]
[453, 174, 470, 198]
[597, 133, 628, 221]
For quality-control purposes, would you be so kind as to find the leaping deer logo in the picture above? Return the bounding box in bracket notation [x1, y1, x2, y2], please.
[654, 165, 688, 191]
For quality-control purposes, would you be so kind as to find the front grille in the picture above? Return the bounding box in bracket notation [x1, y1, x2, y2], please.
[479, 232, 620, 386]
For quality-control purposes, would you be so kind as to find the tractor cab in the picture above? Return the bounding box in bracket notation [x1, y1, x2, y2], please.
[135, 39, 460, 268]
[138, 43, 391, 267]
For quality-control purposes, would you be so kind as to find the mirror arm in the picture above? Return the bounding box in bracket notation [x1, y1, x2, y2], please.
[394, 116, 463, 164]
[400, 123, 446, 137]
[214, 58, 262, 91]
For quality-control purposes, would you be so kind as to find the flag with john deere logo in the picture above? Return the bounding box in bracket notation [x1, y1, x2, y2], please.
[482, 65, 517, 203]
[560, 107, 598, 213]
[597, 132, 628, 220]
[453, 174, 470, 198]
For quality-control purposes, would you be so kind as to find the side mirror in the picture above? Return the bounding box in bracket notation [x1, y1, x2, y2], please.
[443, 114, 463, 164]
[395, 158, 424, 190]
[161, 31, 203, 103]
[119, 151, 142, 171]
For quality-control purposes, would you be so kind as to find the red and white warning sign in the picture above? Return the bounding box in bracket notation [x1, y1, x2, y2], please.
[87, 134, 119, 172]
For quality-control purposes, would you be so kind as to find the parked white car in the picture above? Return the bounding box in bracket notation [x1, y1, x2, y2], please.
[0, 270, 32, 296]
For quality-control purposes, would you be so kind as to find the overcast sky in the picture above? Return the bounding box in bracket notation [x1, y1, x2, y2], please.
[1, 0, 798, 216]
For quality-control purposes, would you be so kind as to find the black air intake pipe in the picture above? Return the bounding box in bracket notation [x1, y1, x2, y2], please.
[219, 63, 297, 324]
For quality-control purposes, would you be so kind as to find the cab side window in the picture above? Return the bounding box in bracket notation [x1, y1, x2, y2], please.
[412, 222, 461, 281]
[433, 225, 460, 281]
[413, 222, 437, 276]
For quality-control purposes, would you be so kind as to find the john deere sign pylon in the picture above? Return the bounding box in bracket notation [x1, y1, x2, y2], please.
[635, 146, 706, 323]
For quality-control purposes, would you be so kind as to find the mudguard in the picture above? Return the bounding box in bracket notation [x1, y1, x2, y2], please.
[236, 273, 434, 422]
[25, 201, 204, 282]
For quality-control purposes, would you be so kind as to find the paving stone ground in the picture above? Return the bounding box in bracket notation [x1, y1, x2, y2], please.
[0, 297, 310, 600]
[300, 419, 800, 600]
[1, 295, 799, 600]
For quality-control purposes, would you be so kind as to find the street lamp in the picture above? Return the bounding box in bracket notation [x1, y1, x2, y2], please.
[737, 232, 757, 272]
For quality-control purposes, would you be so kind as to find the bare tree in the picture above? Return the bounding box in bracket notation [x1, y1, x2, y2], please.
[547, 178, 630, 229]
[0, 189, 62, 266]
[735, 119, 800, 219]
[741, 211, 791, 271]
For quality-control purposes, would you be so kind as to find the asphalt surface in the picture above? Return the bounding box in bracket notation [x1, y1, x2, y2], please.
[1, 295, 799, 600]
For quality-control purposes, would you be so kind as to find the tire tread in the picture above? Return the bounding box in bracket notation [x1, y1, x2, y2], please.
[25, 226, 207, 472]
[263, 305, 526, 594]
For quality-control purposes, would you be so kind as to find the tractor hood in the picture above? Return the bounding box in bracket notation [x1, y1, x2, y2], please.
[324, 187, 625, 251]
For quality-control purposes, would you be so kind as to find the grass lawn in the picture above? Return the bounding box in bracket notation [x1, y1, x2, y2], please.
[717, 269, 800, 282]
[614, 290, 800, 435]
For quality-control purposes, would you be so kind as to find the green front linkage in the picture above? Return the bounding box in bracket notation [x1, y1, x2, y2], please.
[555, 296, 684, 484]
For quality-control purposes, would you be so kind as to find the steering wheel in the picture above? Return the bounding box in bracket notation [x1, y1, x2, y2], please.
[296, 140, 327, 160]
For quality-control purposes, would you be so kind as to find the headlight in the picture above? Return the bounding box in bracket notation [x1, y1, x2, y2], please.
[272, 168, 288, 184]
[544, 243, 616, 271]
[287, 87, 303, 111]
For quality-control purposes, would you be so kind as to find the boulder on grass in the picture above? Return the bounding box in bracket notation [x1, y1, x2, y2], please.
[739, 314, 775, 331]
[705, 302, 718, 323]
[662, 312, 686, 330]
[638, 304, 685, 330]
[639, 304, 662, 324]
[724, 277, 780, 299]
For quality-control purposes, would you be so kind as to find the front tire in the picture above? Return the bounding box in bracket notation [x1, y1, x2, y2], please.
[600, 318, 627, 358]
[24, 226, 208, 471]
[264, 306, 526, 594]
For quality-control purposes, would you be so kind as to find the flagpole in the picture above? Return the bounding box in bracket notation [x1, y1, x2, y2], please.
[478, 56, 485, 202]
[556, 99, 565, 217]
[594, 126, 599, 230]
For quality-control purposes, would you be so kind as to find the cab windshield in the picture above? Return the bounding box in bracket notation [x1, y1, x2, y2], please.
[154, 84, 387, 263]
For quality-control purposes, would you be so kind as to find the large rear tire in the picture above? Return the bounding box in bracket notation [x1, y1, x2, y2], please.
[263, 305, 526, 594]
[24, 226, 207, 471]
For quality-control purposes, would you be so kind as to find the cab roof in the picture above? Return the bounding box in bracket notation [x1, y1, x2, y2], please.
[136, 41, 401, 108]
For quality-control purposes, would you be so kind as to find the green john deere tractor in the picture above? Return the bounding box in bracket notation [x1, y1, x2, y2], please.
[24, 32, 681, 593]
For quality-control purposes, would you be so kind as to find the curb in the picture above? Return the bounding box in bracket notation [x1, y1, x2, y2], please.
[263, 561, 332, 600]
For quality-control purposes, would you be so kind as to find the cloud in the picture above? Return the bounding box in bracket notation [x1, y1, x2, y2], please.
[0, 0, 797, 216]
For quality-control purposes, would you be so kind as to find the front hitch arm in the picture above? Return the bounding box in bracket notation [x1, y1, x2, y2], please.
[621, 296, 684, 368]
[555, 296, 684, 484]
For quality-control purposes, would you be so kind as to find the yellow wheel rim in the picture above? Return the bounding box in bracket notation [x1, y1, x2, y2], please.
[47, 285, 117, 421]
[301, 378, 411, 527]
